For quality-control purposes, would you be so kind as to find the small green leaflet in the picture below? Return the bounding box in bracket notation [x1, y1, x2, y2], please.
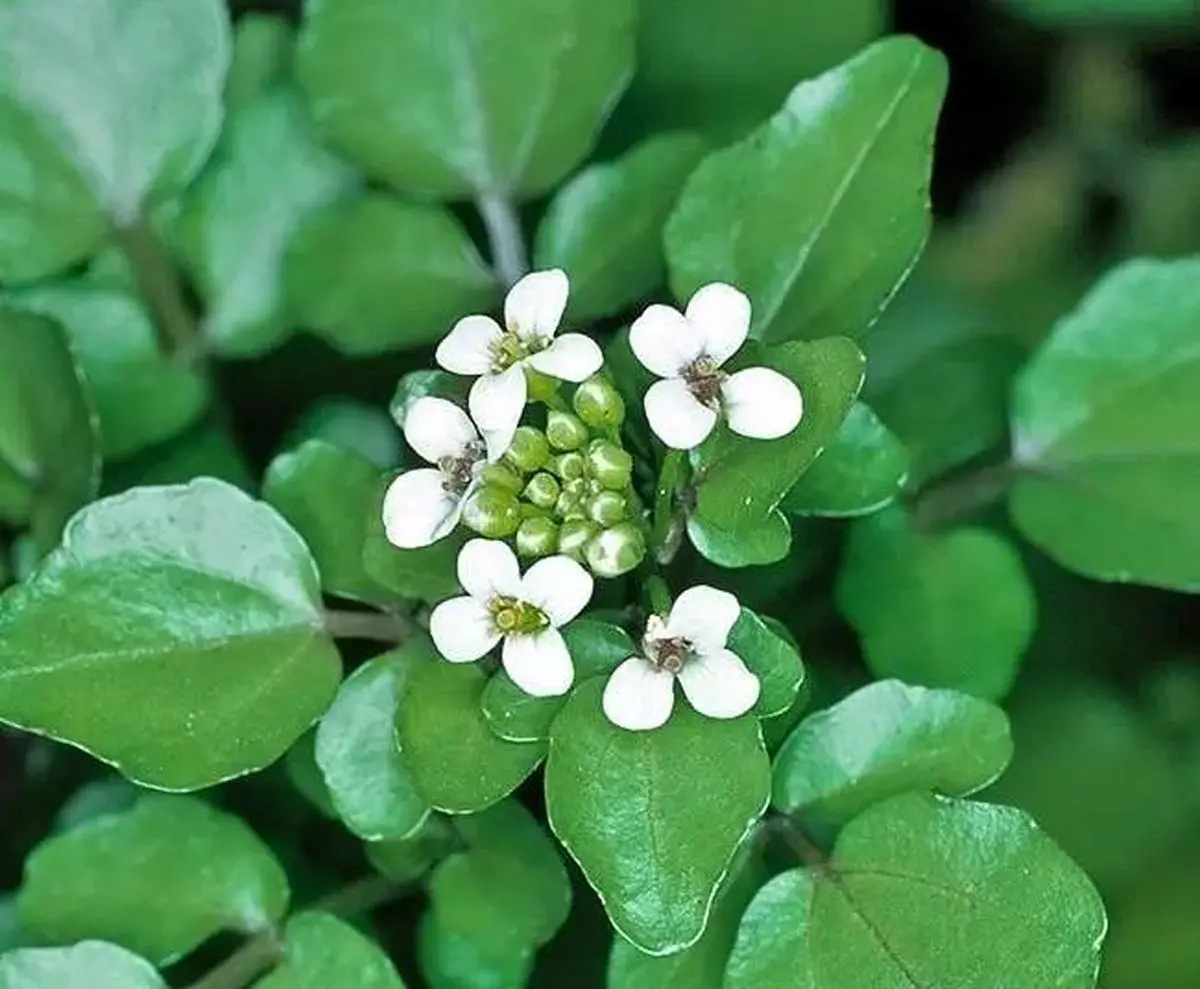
[417, 913, 533, 989]
[254, 913, 406, 989]
[0, 942, 166, 989]
[686, 510, 793, 569]
[727, 609, 805, 719]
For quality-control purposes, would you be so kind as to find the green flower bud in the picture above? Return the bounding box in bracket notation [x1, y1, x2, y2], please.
[585, 523, 646, 578]
[462, 485, 521, 539]
[562, 478, 588, 500]
[516, 517, 559, 558]
[573, 374, 626, 429]
[546, 410, 589, 451]
[586, 439, 634, 491]
[551, 451, 586, 481]
[558, 519, 599, 561]
[477, 462, 524, 494]
[588, 490, 627, 527]
[504, 426, 550, 473]
[522, 471, 560, 510]
[554, 491, 586, 521]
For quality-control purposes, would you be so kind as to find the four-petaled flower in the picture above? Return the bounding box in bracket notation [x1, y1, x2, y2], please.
[382, 397, 492, 549]
[630, 282, 803, 450]
[436, 269, 603, 460]
[430, 539, 594, 697]
[602, 585, 760, 731]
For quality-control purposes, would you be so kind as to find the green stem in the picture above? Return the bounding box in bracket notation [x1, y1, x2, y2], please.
[113, 218, 202, 362]
[911, 461, 1020, 531]
[651, 449, 686, 562]
[477, 194, 528, 289]
[323, 608, 410, 643]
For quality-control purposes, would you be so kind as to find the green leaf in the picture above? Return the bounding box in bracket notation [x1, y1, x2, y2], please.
[728, 610, 805, 719]
[175, 86, 357, 358]
[315, 652, 430, 842]
[686, 510, 792, 569]
[0, 942, 165, 989]
[836, 506, 1036, 700]
[104, 425, 254, 495]
[0, 308, 99, 549]
[782, 403, 908, 517]
[296, 0, 636, 198]
[0, 479, 342, 790]
[227, 14, 295, 110]
[1010, 258, 1200, 591]
[431, 801, 571, 957]
[397, 638, 545, 814]
[17, 796, 288, 966]
[534, 134, 707, 321]
[417, 913, 533, 989]
[362, 477, 465, 603]
[773, 680, 1013, 824]
[481, 620, 635, 743]
[254, 913, 406, 989]
[287, 398, 402, 471]
[283, 732, 337, 819]
[726, 793, 1106, 988]
[366, 816, 459, 884]
[0, 0, 230, 280]
[286, 193, 497, 356]
[264, 440, 390, 605]
[665, 37, 947, 343]
[546, 680, 770, 954]
[9, 283, 209, 459]
[692, 338, 865, 532]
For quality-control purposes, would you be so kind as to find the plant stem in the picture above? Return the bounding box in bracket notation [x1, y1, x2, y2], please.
[477, 194, 529, 289]
[113, 219, 202, 362]
[645, 574, 672, 615]
[911, 461, 1020, 531]
[323, 608, 411, 643]
[651, 449, 685, 564]
[771, 815, 828, 871]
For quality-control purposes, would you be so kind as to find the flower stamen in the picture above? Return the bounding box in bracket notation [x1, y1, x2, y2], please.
[438, 440, 486, 496]
[682, 356, 727, 409]
[488, 595, 550, 636]
[489, 331, 545, 373]
[643, 614, 693, 674]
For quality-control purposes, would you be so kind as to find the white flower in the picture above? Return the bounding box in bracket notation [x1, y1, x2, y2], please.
[430, 539, 594, 697]
[630, 282, 803, 450]
[602, 585, 760, 731]
[435, 269, 603, 460]
[381, 397, 493, 549]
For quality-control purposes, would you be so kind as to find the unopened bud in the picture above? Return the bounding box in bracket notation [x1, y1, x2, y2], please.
[477, 462, 523, 494]
[546, 410, 589, 452]
[588, 490, 627, 527]
[573, 374, 625, 429]
[554, 490, 586, 521]
[587, 439, 633, 491]
[462, 485, 521, 539]
[516, 517, 559, 558]
[551, 451, 586, 481]
[585, 523, 646, 578]
[523, 471, 560, 510]
[558, 519, 598, 561]
[504, 426, 549, 473]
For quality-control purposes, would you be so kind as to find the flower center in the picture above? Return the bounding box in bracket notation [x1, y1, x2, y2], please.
[643, 615, 694, 674]
[437, 440, 486, 497]
[681, 356, 727, 409]
[488, 595, 550, 636]
[489, 330, 546, 373]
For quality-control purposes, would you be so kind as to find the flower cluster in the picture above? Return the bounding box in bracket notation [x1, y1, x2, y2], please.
[382, 269, 805, 729]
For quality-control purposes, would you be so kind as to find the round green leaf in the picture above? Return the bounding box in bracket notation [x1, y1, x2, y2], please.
[666, 37, 947, 343]
[836, 506, 1036, 700]
[286, 193, 497, 356]
[17, 796, 288, 966]
[692, 338, 865, 532]
[362, 478, 465, 603]
[546, 680, 770, 954]
[0, 942, 165, 989]
[417, 913, 533, 989]
[296, 0, 636, 198]
[686, 510, 793, 569]
[783, 403, 908, 517]
[397, 638, 545, 814]
[315, 651, 430, 842]
[773, 679, 1013, 824]
[726, 793, 1106, 988]
[534, 133, 707, 321]
[0, 478, 342, 790]
[254, 912, 406, 989]
[287, 398, 402, 471]
[1011, 258, 1200, 591]
[0, 0, 230, 279]
[481, 620, 635, 743]
[0, 308, 99, 549]
[175, 86, 358, 358]
[727, 609, 805, 719]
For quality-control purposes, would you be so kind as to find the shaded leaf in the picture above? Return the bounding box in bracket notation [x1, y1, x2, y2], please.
[254, 912, 406, 989]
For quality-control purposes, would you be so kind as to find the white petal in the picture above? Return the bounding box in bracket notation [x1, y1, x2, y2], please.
[457, 538, 522, 601]
[644, 378, 718, 450]
[505, 269, 569, 342]
[436, 314, 503, 375]
[666, 584, 741, 652]
[528, 333, 603, 382]
[502, 628, 574, 697]
[629, 303, 704, 378]
[469, 365, 526, 461]
[381, 469, 460, 549]
[678, 648, 760, 720]
[602, 657, 676, 731]
[429, 596, 500, 663]
[721, 367, 803, 440]
[520, 555, 594, 626]
[685, 282, 751, 366]
[403, 397, 480, 465]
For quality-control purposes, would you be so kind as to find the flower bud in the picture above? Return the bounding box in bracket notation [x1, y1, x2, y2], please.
[504, 426, 549, 473]
[558, 519, 598, 561]
[573, 374, 625, 429]
[522, 471, 560, 510]
[477, 462, 524, 494]
[551, 451, 586, 481]
[546, 410, 589, 452]
[554, 491, 587, 521]
[516, 517, 559, 558]
[586, 439, 633, 491]
[585, 523, 646, 578]
[562, 478, 588, 500]
[588, 490, 627, 527]
[461, 485, 521, 539]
